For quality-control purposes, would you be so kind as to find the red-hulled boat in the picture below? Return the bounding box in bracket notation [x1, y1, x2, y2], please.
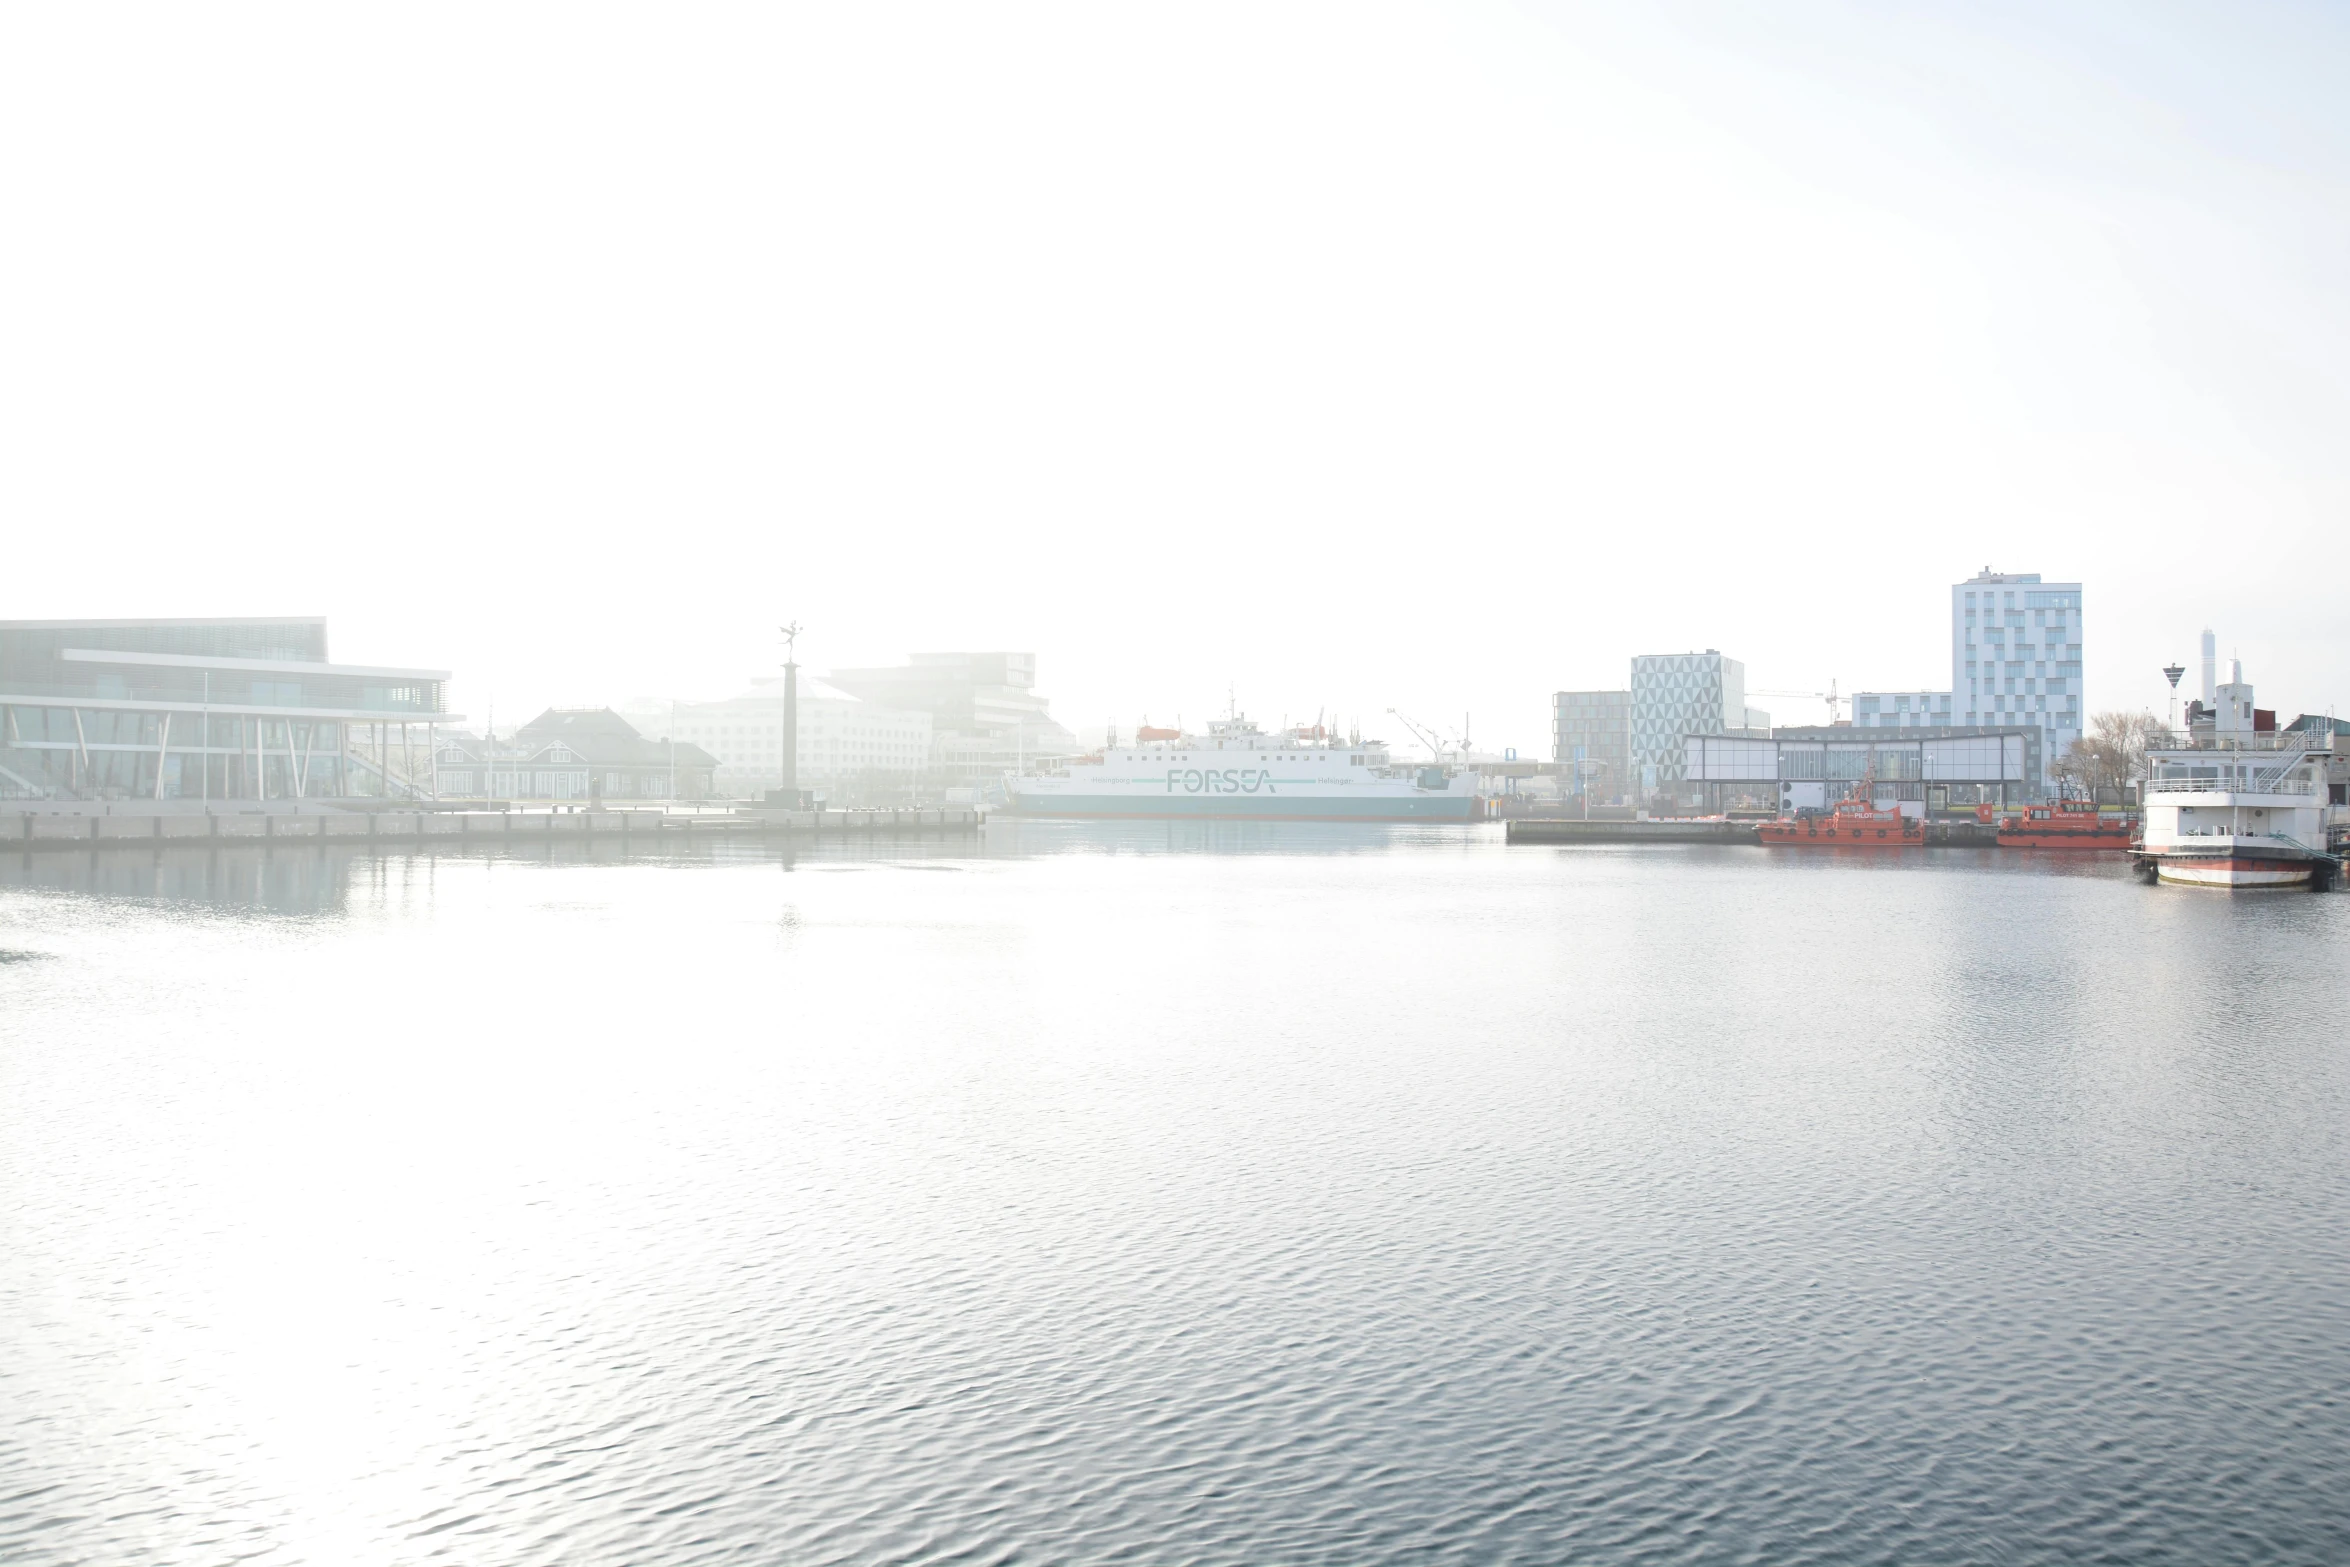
[1759, 793, 1923, 846]
[1994, 801, 2136, 850]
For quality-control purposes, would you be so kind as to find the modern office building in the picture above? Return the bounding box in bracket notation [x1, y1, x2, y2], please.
[1954, 570, 2081, 790]
[0, 617, 453, 801]
[625, 677, 932, 797]
[1552, 689, 1630, 804]
[825, 652, 1078, 781]
[1852, 690, 1954, 729]
[435, 709, 716, 801]
[1629, 651, 1767, 794]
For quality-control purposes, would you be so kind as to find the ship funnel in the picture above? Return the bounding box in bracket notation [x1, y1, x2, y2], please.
[2201, 629, 2216, 705]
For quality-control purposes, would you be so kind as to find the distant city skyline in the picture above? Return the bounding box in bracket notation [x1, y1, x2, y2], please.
[10, 6, 2350, 749]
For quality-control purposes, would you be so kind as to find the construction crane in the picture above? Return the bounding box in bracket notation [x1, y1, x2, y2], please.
[1385, 707, 1450, 763]
[1750, 680, 1843, 726]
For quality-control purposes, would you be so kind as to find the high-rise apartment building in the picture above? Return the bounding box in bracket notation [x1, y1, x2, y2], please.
[1852, 690, 1953, 729]
[1953, 570, 2082, 788]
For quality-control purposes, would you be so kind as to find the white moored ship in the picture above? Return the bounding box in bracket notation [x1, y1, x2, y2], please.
[1006, 713, 1481, 821]
[2135, 661, 2341, 888]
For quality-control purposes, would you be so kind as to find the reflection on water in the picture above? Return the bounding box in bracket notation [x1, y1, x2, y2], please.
[3, 827, 2348, 1566]
[0, 821, 2160, 917]
[0, 834, 987, 916]
[0, 819, 1497, 917]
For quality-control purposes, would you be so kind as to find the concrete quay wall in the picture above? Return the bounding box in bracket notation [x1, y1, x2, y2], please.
[1, 805, 982, 851]
[1507, 819, 1763, 845]
[1506, 817, 2013, 847]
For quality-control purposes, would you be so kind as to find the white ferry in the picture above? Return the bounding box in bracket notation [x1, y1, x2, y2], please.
[1006, 713, 1482, 821]
[2136, 665, 2340, 888]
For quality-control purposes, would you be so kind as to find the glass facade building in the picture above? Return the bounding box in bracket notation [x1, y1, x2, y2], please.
[0, 618, 452, 801]
[1685, 726, 2038, 813]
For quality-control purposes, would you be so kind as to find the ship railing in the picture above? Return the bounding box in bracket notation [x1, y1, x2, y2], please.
[2145, 742, 2324, 796]
[2166, 827, 2331, 856]
[2144, 728, 2330, 754]
[2144, 778, 2325, 798]
[2249, 741, 2331, 792]
[2271, 832, 2342, 864]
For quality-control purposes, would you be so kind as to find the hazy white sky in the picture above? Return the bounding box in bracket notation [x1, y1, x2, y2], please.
[7, 3, 2347, 747]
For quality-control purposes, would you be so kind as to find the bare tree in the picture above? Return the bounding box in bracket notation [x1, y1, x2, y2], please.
[2066, 711, 2165, 798]
[2052, 737, 2098, 798]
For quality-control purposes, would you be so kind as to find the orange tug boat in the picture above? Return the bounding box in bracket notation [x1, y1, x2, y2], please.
[1989, 801, 2136, 850]
[1759, 794, 1923, 846]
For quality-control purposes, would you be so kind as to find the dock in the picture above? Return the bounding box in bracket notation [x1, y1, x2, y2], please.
[1507, 816, 2017, 847]
[1506, 818, 1760, 845]
[2, 803, 983, 853]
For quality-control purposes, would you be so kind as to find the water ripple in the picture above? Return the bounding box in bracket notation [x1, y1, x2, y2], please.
[2, 838, 2347, 1564]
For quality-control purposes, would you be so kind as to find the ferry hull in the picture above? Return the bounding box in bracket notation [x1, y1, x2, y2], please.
[1006, 793, 1479, 822]
[2153, 854, 2316, 888]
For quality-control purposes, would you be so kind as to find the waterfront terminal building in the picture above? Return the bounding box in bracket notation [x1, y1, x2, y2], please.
[1683, 726, 2039, 816]
[0, 617, 454, 802]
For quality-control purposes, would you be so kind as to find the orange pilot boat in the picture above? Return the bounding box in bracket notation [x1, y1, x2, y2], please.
[1759, 792, 1924, 846]
[1992, 801, 2136, 850]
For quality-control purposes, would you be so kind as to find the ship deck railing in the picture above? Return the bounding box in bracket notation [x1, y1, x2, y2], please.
[2143, 776, 2326, 797]
[2146, 735, 2328, 796]
[2144, 728, 2333, 754]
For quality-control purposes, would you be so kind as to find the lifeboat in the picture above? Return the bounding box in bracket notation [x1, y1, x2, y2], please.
[1759, 793, 1923, 846]
[1995, 801, 2135, 850]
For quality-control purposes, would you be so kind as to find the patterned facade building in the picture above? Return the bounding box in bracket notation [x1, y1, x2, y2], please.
[1629, 651, 1766, 794]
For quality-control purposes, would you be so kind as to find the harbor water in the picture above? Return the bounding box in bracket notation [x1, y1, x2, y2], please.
[3, 826, 2347, 1564]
